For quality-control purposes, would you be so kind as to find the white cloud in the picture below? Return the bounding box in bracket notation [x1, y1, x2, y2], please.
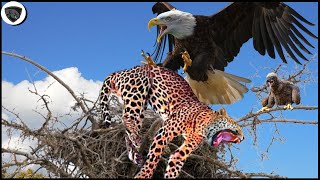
[2, 67, 104, 170]
[2, 135, 35, 152]
[2, 112, 9, 120]
[2, 67, 103, 129]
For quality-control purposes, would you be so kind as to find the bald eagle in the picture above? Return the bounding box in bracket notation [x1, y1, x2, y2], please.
[258, 72, 301, 112]
[147, 2, 317, 105]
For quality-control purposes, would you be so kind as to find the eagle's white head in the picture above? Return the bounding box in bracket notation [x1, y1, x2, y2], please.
[266, 72, 279, 88]
[266, 72, 278, 78]
[148, 9, 196, 42]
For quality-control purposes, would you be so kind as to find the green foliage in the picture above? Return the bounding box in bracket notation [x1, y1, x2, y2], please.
[2, 169, 7, 178]
[2, 168, 46, 178]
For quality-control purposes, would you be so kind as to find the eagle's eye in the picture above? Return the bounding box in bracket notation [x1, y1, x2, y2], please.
[165, 16, 171, 21]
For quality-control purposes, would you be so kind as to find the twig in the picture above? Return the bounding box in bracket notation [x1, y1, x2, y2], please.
[287, 53, 317, 83]
[189, 154, 248, 178]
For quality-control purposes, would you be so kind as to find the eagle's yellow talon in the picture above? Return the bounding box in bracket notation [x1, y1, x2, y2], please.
[141, 61, 148, 65]
[181, 50, 192, 73]
[141, 50, 156, 66]
[257, 106, 270, 113]
[183, 66, 188, 73]
[284, 103, 293, 110]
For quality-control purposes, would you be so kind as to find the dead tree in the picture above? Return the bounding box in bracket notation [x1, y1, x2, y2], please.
[2, 51, 318, 178]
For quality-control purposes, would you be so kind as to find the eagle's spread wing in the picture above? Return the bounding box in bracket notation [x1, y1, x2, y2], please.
[209, 2, 318, 70]
[151, 2, 175, 62]
[149, 2, 316, 105]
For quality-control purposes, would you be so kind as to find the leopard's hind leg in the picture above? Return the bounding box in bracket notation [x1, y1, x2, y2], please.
[120, 69, 152, 166]
[122, 94, 149, 166]
[99, 70, 149, 166]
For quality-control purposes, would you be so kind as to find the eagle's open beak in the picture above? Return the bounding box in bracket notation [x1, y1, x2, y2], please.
[148, 18, 166, 43]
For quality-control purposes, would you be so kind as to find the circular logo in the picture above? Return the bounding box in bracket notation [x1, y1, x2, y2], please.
[1, 1, 27, 26]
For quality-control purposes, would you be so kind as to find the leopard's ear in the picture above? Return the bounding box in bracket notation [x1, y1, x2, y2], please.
[217, 108, 227, 116]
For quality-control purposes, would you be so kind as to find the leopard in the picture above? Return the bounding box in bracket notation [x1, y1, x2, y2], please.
[99, 58, 244, 178]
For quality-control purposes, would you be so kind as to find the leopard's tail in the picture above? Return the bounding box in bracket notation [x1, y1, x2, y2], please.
[98, 73, 117, 127]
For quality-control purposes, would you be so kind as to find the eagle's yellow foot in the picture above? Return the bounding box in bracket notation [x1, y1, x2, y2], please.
[284, 103, 293, 110]
[181, 50, 192, 73]
[257, 106, 270, 113]
[141, 50, 156, 66]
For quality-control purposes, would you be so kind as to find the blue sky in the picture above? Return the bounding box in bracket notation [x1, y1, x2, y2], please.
[2, 2, 318, 178]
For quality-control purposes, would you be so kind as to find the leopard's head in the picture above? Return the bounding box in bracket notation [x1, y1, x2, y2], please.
[206, 108, 244, 147]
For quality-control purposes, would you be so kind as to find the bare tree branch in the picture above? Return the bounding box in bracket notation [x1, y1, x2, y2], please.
[238, 106, 318, 122]
[2, 148, 36, 160]
[241, 119, 318, 127]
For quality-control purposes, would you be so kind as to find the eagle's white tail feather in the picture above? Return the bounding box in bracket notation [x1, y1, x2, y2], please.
[221, 70, 252, 83]
[185, 70, 250, 104]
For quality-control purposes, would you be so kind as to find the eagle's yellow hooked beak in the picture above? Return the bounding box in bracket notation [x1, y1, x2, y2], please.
[148, 18, 165, 43]
[148, 18, 159, 31]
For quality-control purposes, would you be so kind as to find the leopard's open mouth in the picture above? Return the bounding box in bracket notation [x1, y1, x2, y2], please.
[212, 129, 240, 147]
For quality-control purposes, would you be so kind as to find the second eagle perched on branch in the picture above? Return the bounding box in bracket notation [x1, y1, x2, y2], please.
[258, 72, 301, 112]
[147, 2, 318, 105]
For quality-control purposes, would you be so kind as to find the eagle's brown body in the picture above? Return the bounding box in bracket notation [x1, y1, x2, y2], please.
[162, 16, 230, 81]
[262, 75, 300, 108]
